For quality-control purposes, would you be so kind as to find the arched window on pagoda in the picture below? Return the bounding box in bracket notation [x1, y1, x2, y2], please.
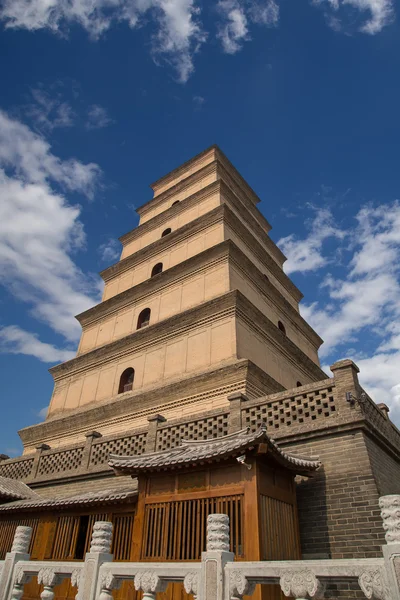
[161, 228, 171, 237]
[171, 201, 180, 207]
[278, 321, 286, 335]
[137, 308, 151, 329]
[118, 368, 135, 394]
[151, 263, 163, 277]
[297, 381, 302, 387]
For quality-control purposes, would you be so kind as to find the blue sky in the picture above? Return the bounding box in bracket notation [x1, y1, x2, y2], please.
[1, 0, 400, 455]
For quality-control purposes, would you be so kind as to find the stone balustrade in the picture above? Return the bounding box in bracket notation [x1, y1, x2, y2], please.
[0, 496, 399, 600]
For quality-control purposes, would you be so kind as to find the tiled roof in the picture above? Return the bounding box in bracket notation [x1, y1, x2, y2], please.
[0, 484, 138, 513]
[0, 477, 39, 502]
[109, 425, 321, 475]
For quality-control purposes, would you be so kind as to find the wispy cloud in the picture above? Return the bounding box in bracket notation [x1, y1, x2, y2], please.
[26, 85, 76, 132]
[0, 0, 206, 83]
[0, 1, 392, 81]
[0, 326, 75, 362]
[0, 110, 102, 361]
[216, 0, 279, 54]
[86, 104, 114, 130]
[278, 207, 346, 274]
[312, 0, 394, 34]
[98, 238, 121, 263]
[281, 201, 400, 422]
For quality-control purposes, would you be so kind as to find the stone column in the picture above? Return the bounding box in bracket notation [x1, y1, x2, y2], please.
[78, 521, 113, 600]
[81, 431, 102, 471]
[227, 392, 248, 434]
[0, 526, 32, 600]
[145, 414, 166, 453]
[379, 495, 400, 599]
[200, 514, 234, 600]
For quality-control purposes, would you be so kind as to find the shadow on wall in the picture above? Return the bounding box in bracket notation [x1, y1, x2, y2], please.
[296, 468, 331, 559]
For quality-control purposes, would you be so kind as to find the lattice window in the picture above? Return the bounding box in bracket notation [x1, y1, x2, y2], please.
[90, 433, 147, 467]
[243, 388, 336, 432]
[155, 414, 229, 452]
[0, 459, 34, 480]
[142, 495, 243, 560]
[37, 447, 84, 476]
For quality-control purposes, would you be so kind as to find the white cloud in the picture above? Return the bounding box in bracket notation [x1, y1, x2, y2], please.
[217, 0, 279, 54]
[278, 208, 346, 274]
[86, 104, 114, 130]
[0, 0, 206, 83]
[285, 201, 400, 422]
[217, 0, 249, 54]
[27, 86, 76, 132]
[313, 0, 394, 34]
[0, 326, 75, 362]
[99, 238, 121, 263]
[0, 110, 102, 361]
[0, 1, 393, 79]
[0, 110, 100, 198]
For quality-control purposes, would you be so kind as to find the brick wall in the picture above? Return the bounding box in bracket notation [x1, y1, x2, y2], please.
[283, 430, 385, 560]
[364, 433, 400, 496]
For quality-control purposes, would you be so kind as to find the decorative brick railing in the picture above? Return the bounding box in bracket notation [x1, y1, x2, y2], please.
[1, 497, 400, 600]
[37, 445, 85, 476]
[0, 458, 34, 480]
[155, 412, 229, 452]
[89, 431, 147, 467]
[241, 383, 336, 434]
[3, 359, 400, 485]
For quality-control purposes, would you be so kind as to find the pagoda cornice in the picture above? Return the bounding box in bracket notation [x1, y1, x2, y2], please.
[141, 144, 263, 214]
[119, 177, 274, 252]
[51, 290, 325, 382]
[77, 240, 322, 350]
[101, 203, 302, 304]
[21, 360, 275, 447]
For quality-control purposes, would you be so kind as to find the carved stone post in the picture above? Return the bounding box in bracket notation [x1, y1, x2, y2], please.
[77, 521, 113, 600]
[145, 414, 166, 453]
[200, 514, 234, 600]
[0, 526, 32, 600]
[379, 495, 400, 599]
[229, 571, 256, 600]
[10, 567, 32, 600]
[227, 392, 248, 433]
[134, 571, 167, 600]
[37, 568, 64, 600]
[98, 571, 121, 600]
[184, 572, 199, 600]
[81, 431, 102, 471]
[279, 570, 324, 599]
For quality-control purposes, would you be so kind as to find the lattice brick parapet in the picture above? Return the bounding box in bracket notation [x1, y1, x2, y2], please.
[0, 459, 34, 480]
[242, 387, 336, 432]
[156, 413, 229, 452]
[37, 446, 84, 476]
[90, 433, 147, 467]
